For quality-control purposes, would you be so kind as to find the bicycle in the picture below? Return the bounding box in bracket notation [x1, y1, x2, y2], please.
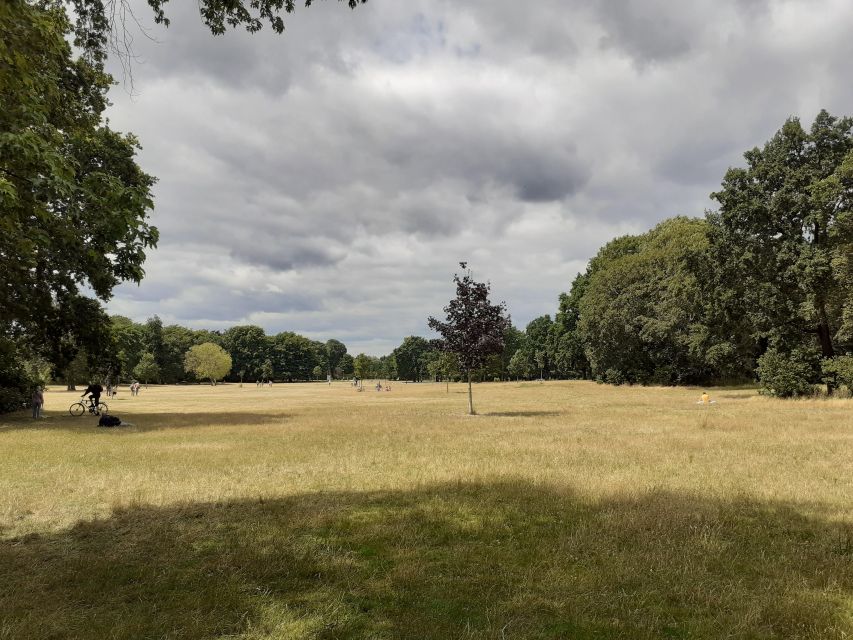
[69, 399, 109, 416]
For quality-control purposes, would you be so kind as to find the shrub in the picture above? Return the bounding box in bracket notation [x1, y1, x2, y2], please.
[821, 356, 853, 395]
[757, 349, 815, 398]
[0, 387, 25, 413]
[603, 368, 626, 386]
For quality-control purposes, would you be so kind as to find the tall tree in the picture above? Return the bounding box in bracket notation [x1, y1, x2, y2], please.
[325, 339, 348, 378]
[554, 277, 592, 379]
[507, 347, 535, 381]
[143, 316, 166, 371]
[525, 315, 554, 379]
[0, 1, 157, 409]
[428, 263, 511, 415]
[133, 352, 161, 385]
[392, 336, 431, 381]
[222, 325, 269, 383]
[578, 218, 716, 385]
[426, 352, 460, 392]
[379, 354, 398, 380]
[110, 316, 145, 381]
[709, 110, 853, 391]
[352, 353, 372, 381]
[339, 353, 355, 377]
[158, 325, 198, 383]
[271, 332, 320, 381]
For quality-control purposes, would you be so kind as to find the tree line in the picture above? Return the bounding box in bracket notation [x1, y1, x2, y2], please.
[391, 111, 853, 399]
[54, 316, 356, 387]
[511, 111, 853, 397]
[3, 0, 852, 408]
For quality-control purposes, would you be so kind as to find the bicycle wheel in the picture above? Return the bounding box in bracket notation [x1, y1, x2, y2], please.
[95, 402, 108, 415]
[69, 402, 85, 416]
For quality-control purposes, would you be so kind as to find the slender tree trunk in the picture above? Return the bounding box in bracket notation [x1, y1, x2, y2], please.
[817, 302, 836, 394]
[446, 379, 449, 393]
[467, 371, 475, 415]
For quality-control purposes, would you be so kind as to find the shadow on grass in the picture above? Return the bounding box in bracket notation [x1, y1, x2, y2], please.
[0, 411, 291, 433]
[1, 483, 851, 639]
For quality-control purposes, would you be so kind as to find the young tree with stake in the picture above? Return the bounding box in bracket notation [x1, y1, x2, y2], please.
[428, 263, 511, 415]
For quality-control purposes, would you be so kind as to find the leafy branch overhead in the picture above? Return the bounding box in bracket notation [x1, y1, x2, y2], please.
[68, 0, 368, 64]
[0, 1, 157, 392]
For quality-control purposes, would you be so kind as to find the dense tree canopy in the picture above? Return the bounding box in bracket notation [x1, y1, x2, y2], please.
[535, 110, 853, 396]
[392, 336, 431, 382]
[0, 1, 156, 409]
[184, 343, 232, 385]
[325, 339, 348, 377]
[709, 110, 853, 392]
[223, 326, 268, 383]
[132, 352, 160, 385]
[578, 217, 716, 385]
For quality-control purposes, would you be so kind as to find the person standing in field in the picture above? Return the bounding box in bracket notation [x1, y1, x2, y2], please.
[31, 386, 44, 419]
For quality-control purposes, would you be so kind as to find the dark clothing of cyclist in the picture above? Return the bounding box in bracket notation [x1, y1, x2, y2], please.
[82, 384, 103, 408]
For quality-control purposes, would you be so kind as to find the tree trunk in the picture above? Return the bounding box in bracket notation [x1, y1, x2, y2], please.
[446, 379, 449, 393]
[817, 303, 836, 394]
[467, 371, 475, 415]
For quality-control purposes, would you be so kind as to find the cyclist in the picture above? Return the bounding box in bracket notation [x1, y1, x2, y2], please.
[81, 382, 103, 412]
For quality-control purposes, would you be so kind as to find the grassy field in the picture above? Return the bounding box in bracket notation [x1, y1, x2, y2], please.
[0, 381, 851, 639]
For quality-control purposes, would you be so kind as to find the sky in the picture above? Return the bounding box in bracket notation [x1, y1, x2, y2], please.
[103, 0, 853, 355]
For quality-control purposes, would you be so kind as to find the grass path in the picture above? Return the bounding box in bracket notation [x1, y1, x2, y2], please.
[1, 381, 851, 638]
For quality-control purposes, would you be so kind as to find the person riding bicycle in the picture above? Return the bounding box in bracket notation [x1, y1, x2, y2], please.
[81, 382, 103, 411]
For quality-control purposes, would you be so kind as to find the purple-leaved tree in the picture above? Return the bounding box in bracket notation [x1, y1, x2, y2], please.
[428, 263, 511, 415]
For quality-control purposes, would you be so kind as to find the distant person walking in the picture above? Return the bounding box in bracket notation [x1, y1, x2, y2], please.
[31, 386, 44, 419]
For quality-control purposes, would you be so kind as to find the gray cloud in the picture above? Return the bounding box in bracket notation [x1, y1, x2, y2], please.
[103, 0, 853, 354]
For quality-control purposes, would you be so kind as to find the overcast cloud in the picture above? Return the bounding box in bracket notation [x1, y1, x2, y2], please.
[103, 0, 853, 355]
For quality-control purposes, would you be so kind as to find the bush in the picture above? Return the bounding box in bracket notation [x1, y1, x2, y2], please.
[0, 338, 38, 413]
[821, 355, 853, 394]
[603, 368, 627, 386]
[757, 349, 815, 398]
[0, 386, 25, 413]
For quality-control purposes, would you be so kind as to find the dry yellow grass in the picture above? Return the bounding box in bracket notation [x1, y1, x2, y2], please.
[1, 381, 851, 638]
